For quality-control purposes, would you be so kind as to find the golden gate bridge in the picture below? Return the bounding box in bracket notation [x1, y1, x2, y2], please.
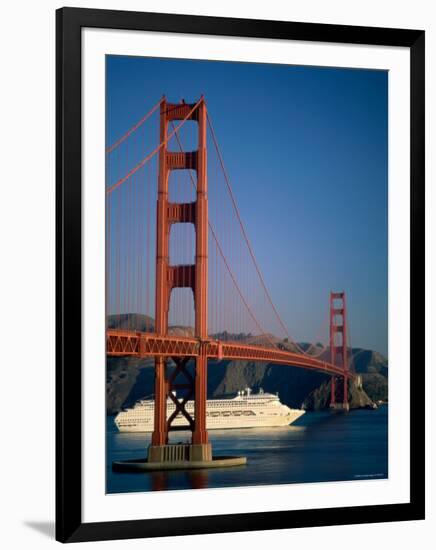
[106, 96, 354, 467]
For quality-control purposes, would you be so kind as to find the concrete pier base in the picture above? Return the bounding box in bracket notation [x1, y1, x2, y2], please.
[113, 443, 246, 472]
[147, 443, 212, 463]
[330, 402, 350, 412]
[113, 456, 247, 472]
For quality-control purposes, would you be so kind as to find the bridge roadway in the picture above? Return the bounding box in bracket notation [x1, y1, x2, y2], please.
[107, 329, 351, 378]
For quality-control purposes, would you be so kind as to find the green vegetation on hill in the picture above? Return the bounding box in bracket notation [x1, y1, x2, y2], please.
[361, 372, 388, 402]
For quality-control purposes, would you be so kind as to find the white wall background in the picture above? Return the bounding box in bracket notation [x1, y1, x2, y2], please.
[0, 0, 433, 548]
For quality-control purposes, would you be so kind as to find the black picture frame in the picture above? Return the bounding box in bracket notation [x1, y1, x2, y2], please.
[56, 7, 425, 543]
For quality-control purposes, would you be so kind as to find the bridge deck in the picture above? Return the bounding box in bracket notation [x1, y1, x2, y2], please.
[107, 329, 350, 378]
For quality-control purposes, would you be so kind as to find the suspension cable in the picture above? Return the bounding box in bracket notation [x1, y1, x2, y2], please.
[106, 98, 163, 155]
[207, 112, 311, 355]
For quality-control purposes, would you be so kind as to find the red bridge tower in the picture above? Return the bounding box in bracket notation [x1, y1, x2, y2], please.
[148, 96, 211, 463]
[329, 291, 350, 411]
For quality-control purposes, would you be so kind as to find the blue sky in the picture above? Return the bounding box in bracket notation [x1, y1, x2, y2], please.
[106, 56, 388, 356]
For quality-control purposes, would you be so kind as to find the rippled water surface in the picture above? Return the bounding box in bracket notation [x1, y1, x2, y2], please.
[107, 405, 388, 493]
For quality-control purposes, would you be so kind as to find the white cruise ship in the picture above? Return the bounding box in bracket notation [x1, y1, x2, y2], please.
[115, 388, 305, 432]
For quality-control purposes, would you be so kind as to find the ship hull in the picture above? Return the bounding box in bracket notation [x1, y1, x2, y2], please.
[115, 412, 304, 433]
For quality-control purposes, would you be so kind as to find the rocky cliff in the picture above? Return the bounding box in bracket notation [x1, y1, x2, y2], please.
[301, 377, 374, 411]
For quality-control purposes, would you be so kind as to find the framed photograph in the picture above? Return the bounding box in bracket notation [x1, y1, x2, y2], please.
[56, 7, 425, 543]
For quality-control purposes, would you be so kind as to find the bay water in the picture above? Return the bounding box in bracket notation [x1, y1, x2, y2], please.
[107, 405, 388, 493]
